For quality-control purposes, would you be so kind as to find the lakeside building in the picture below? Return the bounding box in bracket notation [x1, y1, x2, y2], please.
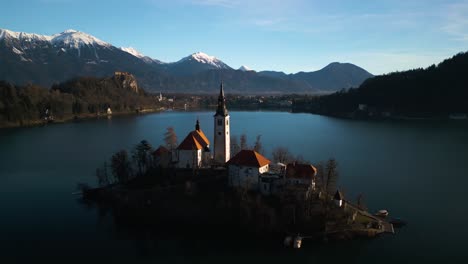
[174, 119, 211, 169]
[152, 146, 171, 168]
[165, 83, 230, 169]
[227, 149, 271, 190]
[285, 163, 317, 189]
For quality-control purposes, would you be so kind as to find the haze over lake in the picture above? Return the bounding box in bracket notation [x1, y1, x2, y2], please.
[1, 111, 468, 262]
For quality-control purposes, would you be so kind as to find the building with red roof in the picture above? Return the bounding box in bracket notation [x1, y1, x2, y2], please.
[285, 162, 317, 188]
[152, 145, 171, 168]
[175, 120, 211, 169]
[227, 149, 271, 190]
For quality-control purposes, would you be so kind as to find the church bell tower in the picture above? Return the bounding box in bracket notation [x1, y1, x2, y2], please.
[214, 82, 230, 164]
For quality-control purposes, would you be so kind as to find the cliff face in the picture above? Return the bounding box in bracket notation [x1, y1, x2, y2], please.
[0, 72, 160, 128]
[113, 71, 139, 94]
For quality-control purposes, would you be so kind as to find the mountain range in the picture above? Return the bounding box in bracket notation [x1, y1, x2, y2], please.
[0, 28, 373, 93]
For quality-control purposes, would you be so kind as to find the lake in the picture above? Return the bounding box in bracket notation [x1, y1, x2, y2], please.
[1, 111, 468, 262]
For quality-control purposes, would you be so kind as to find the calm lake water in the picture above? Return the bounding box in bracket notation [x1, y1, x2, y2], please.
[1, 111, 468, 262]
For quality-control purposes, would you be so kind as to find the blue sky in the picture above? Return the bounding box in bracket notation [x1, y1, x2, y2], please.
[2, 0, 468, 74]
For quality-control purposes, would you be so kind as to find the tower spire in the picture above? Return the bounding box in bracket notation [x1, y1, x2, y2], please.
[219, 81, 225, 97]
[213, 81, 230, 164]
[215, 81, 228, 116]
[195, 118, 200, 131]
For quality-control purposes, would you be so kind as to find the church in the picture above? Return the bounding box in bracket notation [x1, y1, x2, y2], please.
[156, 82, 315, 196]
[171, 82, 230, 168]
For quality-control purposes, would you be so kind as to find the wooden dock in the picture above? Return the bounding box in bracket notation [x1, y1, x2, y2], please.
[345, 200, 395, 235]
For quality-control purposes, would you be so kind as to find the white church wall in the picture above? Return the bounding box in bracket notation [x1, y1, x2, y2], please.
[177, 149, 201, 169]
[228, 164, 269, 191]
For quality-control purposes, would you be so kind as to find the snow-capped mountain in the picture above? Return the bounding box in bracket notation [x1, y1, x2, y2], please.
[0, 28, 114, 62]
[0, 28, 373, 93]
[177, 52, 230, 69]
[0, 28, 52, 42]
[164, 52, 232, 76]
[120, 47, 144, 58]
[120, 46, 165, 65]
[51, 29, 111, 48]
[238, 65, 254, 72]
[0, 28, 111, 51]
[0, 28, 162, 87]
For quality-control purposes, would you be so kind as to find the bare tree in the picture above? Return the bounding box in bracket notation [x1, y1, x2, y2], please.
[357, 193, 367, 210]
[325, 158, 338, 194]
[240, 134, 248, 150]
[315, 161, 325, 190]
[294, 154, 307, 163]
[253, 135, 263, 154]
[164, 127, 178, 150]
[271, 146, 293, 164]
[231, 135, 241, 157]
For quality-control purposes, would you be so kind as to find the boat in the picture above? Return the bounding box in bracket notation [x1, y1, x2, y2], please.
[293, 235, 302, 249]
[449, 113, 467, 120]
[374, 209, 389, 218]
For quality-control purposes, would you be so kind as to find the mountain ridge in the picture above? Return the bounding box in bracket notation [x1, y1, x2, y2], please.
[0, 28, 373, 93]
[292, 51, 468, 116]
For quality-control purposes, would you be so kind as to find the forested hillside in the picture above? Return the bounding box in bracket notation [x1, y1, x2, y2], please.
[293, 52, 468, 117]
[0, 72, 160, 127]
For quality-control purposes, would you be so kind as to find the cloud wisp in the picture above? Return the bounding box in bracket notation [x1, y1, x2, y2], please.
[441, 2, 468, 42]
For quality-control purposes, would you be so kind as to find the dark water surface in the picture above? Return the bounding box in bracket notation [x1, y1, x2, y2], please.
[1, 111, 468, 262]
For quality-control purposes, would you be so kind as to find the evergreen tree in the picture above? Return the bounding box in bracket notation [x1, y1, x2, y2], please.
[132, 140, 153, 176]
[111, 150, 131, 184]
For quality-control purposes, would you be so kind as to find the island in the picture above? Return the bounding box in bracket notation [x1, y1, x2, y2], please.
[79, 82, 400, 248]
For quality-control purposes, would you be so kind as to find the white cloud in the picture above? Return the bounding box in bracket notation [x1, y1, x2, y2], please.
[441, 2, 468, 41]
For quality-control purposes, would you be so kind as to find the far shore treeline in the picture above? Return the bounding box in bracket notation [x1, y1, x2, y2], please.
[1, 51, 468, 128]
[0, 73, 162, 127]
[293, 51, 468, 117]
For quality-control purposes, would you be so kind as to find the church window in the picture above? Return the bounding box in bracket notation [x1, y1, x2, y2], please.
[218, 132, 221, 135]
[226, 120, 229, 125]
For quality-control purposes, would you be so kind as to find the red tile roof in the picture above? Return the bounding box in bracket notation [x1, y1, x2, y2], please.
[152, 145, 169, 156]
[177, 128, 210, 151]
[227, 150, 270, 167]
[193, 130, 210, 147]
[286, 163, 317, 179]
[177, 133, 203, 150]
